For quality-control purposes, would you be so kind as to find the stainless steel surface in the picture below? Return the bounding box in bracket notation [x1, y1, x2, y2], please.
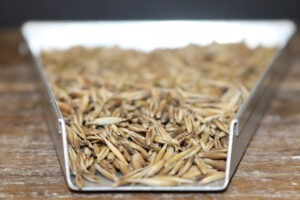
[21, 20, 296, 191]
[229, 38, 295, 179]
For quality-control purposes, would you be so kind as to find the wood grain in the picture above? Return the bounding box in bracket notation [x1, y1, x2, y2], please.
[0, 28, 299, 200]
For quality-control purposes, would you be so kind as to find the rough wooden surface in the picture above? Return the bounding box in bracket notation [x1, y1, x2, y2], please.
[0, 29, 299, 200]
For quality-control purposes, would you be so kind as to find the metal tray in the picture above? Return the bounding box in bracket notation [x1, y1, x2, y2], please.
[21, 20, 296, 192]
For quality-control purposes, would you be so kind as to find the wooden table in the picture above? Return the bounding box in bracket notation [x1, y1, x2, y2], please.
[0, 28, 299, 200]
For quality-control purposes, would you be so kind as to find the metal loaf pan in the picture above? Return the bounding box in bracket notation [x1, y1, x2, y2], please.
[21, 20, 296, 192]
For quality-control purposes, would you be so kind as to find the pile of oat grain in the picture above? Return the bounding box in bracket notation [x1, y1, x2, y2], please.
[41, 43, 275, 188]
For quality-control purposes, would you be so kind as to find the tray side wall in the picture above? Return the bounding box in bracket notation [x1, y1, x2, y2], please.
[228, 32, 296, 180]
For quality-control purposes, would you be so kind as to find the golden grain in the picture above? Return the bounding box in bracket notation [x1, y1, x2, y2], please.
[203, 158, 226, 171]
[87, 117, 127, 126]
[178, 157, 194, 176]
[82, 172, 100, 183]
[169, 159, 185, 176]
[194, 156, 207, 175]
[75, 174, 83, 189]
[199, 172, 225, 185]
[95, 163, 117, 181]
[101, 135, 128, 165]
